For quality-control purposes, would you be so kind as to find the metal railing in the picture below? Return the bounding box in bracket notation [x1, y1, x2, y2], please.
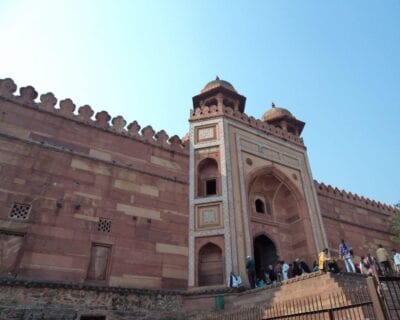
[263, 288, 375, 320]
[192, 288, 376, 320]
[377, 276, 400, 320]
[192, 306, 264, 320]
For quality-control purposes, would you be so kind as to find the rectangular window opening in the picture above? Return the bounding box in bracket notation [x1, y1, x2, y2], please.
[80, 316, 106, 320]
[205, 179, 217, 196]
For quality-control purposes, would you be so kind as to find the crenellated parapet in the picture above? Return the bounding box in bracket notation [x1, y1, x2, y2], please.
[190, 104, 304, 146]
[0, 78, 188, 154]
[314, 180, 398, 214]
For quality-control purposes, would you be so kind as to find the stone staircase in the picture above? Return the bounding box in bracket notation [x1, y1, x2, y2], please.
[184, 271, 371, 319]
[231, 272, 368, 308]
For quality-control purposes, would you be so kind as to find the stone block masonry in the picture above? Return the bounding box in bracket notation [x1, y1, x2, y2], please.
[0, 77, 398, 297]
[0, 78, 189, 289]
[315, 181, 398, 261]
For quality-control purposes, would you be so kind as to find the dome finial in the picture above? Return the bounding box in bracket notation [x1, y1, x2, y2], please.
[201, 77, 236, 93]
[272, 102, 276, 108]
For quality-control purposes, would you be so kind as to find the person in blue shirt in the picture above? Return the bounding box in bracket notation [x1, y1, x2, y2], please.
[339, 239, 355, 272]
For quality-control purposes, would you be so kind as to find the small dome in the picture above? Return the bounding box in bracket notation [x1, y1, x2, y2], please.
[182, 132, 190, 142]
[201, 76, 236, 93]
[262, 103, 294, 122]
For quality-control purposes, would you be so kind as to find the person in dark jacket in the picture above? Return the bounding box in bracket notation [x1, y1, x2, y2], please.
[300, 260, 311, 273]
[292, 259, 302, 276]
[246, 256, 256, 289]
[267, 264, 277, 283]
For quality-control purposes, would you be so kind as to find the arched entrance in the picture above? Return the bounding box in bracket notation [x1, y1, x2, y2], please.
[246, 166, 316, 270]
[198, 243, 224, 286]
[253, 235, 278, 279]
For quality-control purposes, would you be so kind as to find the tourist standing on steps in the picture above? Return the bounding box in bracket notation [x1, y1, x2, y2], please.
[274, 261, 282, 282]
[318, 248, 329, 272]
[267, 264, 277, 283]
[392, 249, 400, 273]
[339, 239, 355, 272]
[229, 271, 243, 288]
[366, 253, 379, 276]
[246, 256, 256, 289]
[376, 244, 391, 275]
[282, 261, 289, 280]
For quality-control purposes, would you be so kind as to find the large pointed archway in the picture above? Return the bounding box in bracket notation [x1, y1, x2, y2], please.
[253, 234, 278, 279]
[246, 166, 318, 268]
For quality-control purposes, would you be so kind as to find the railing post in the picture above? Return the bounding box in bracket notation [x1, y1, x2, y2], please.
[366, 276, 386, 320]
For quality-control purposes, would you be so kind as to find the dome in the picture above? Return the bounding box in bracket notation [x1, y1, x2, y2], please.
[201, 76, 236, 93]
[262, 103, 294, 122]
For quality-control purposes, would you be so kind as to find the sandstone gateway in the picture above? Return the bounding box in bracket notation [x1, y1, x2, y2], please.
[0, 77, 397, 319]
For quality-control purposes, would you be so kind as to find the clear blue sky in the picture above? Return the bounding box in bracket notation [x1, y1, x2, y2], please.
[0, 0, 399, 205]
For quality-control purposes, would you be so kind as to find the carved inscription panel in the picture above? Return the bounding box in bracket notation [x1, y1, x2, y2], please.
[196, 203, 223, 230]
[196, 125, 217, 143]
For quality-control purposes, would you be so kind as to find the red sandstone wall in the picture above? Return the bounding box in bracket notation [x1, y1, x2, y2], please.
[316, 182, 398, 264]
[0, 79, 189, 289]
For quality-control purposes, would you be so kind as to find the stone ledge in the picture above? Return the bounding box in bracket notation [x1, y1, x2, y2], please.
[0, 277, 241, 297]
[0, 273, 369, 298]
[0, 277, 184, 296]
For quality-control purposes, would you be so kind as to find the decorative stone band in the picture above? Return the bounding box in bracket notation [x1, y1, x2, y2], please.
[189, 105, 304, 147]
[0, 271, 366, 297]
[0, 277, 239, 296]
[315, 180, 398, 214]
[0, 78, 189, 155]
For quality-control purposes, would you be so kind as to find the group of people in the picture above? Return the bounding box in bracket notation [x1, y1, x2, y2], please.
[237, 240, 400, 289]
[243, 256, 312, 289]
[319, 240, 400, 277]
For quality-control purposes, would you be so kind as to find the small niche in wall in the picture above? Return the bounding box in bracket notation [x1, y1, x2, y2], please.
[0, 230, 24, 275]
[86, 243, 111, 282]
[80, 316, 106, 320]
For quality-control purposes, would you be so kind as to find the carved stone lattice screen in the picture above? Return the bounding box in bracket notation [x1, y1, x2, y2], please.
[8, 203, 31, 220]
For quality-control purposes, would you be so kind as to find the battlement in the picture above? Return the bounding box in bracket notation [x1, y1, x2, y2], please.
[315, 180, 397, 214]
[190, 104, 304, 147]
[0, 78, 189, 154]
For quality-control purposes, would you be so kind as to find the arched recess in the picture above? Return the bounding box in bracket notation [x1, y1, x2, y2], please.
[197, 158, 220, 197]
[198, 242, 224, 286]
[246, 166, 314, 264]
[246, 166, 306, 222]
[253, 234, 278, 278]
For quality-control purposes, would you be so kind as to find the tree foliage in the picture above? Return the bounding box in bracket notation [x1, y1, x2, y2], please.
[391, 202, 400, 242]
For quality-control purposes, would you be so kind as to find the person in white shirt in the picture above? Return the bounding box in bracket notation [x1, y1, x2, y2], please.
[282, 261, 289, 280]
[229, 271, 242, 288]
